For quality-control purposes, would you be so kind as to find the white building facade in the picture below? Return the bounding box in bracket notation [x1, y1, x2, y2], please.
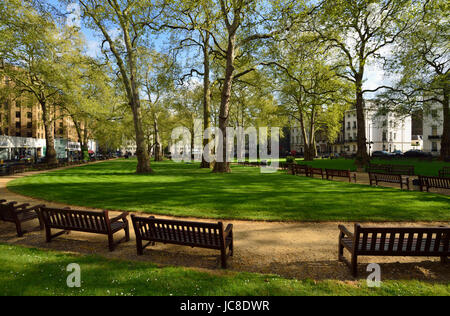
[423, 104, 443, 156]
[332, 103, 412, 155]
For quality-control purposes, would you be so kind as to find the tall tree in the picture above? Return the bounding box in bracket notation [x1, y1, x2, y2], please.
[313, 0, 417, 166]
[211, 0, 300, 173]
[267, 29, 352, 161]
[380, 0, 449, 159]
[75, 0, 166, 173]
[159, 0, 218, 168]
[139, 48, 177, 161]
[0, 0, 74, 164]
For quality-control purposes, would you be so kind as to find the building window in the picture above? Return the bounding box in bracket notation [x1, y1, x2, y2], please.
[27, 112, 32, 119]
[27, 122, 32, 129]
[16, 132, 20, 137]
[431, 109, 438, 118]
[27, 132, 32, 138]
[432, 126, 438, 136]
[15, 111, 21, 118]
[432, 142, 438, 152]
[15, 122, 21, 128]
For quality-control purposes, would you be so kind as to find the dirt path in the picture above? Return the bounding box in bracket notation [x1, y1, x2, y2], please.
[0, 166, 448, 282]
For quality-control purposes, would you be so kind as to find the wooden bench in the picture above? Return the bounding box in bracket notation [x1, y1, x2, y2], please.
[131, 215, 234, 268]
[390, 165, 415, 176]
[418, 176, 450, 192]
[279, 162, 290, 170]
[339, 224, 449, 277]
[439, 167, 450, 178]
[309, 167, 324, 179]
[39, 207, 130, 251]
[292, 164, 310, 177]
[9, 165, 26, 174]
[369, 172, 410, 190]
[325, 169, 357, 183]
[367, 164, 415, 176]
[0, 200, 44, 237]
[366, 164, 390, 174]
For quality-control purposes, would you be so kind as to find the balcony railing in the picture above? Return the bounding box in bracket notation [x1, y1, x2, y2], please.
[429, 135, 442, 140]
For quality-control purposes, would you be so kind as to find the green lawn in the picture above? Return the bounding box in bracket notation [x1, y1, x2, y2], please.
[7, 159, 450, 222]
[0, 244, 448, 296]
[292, 158, 449, 176]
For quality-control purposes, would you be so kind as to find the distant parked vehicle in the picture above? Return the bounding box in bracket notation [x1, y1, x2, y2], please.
[392, 150, 404, 157]
[403, 150, 433, 158]
[371, 151, 393, 158]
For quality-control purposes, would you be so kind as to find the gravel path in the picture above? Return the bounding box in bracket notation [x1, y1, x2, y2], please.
[0, 165, 448, 282]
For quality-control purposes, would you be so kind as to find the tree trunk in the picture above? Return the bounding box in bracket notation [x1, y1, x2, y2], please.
[299, 109, 313, 161]
[123, 24, 152, 174]
[191, 129, 195, 161]
[200, 30, 211, 169]
[154, 117, 162, 162]
[213, 32, 236, 173]
[41, 100, 57, 165]
[440, 87, 450, 160]
[131, 101, 152, 173]
[355, 77, 370, 167]
[72, 116, 83, 161]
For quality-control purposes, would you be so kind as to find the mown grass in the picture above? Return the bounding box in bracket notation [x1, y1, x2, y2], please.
[0, 244, 448, 296]
[7, 160, 450, 222]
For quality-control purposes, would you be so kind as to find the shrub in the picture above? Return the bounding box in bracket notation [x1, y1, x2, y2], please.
[286, 156, 295, 164]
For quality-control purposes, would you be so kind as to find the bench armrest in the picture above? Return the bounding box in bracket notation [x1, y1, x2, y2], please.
[338, 225, 354, 239]
[224, 224, 233, 239]
[15, 203, 30, 210]
[21, 204, 45, 212]
[110, 212, 129, 223]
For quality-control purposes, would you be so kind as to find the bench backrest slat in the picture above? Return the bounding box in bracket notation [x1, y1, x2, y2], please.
[367, 164, 414, 176]
[419, 176, 450, 189]
[354, 226, 449, 255]
[325, 169, 351, 177]
[439, 167, 450, 178]
[41, 208, 108, 233]
[369, 173, 402, 182]
[133, 216, 223, 249]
